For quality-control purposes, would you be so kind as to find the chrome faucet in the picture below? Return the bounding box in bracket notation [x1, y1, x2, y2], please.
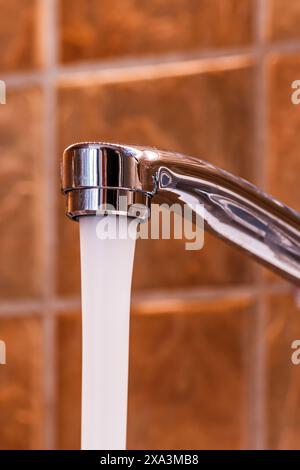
[61, 142, 300, 285]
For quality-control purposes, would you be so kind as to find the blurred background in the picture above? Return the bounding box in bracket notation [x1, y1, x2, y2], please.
[0, 0, 300, 450]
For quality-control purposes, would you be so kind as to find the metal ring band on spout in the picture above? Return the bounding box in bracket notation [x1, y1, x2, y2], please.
[65, 187, 150, 221]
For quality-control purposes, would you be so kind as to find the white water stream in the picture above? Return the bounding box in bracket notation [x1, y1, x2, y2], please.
[79, 216, 137, 450]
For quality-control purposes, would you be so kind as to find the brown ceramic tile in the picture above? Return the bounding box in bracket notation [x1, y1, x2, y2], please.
[267, 54, 300, 211]
[268, 0, 300, 41]
[56, 313, 81, 449]
[265, 292, 300, 449]
[57, 62, 257, 295]
[266, 54, 300, 284]
[128, 301, 254, 449]
[0, 86, 43, 298]
[56, 299, 254, 449]
[0, 0, 40, 72]
[59, 0, 254, 64]
[0, 316, 44, 449]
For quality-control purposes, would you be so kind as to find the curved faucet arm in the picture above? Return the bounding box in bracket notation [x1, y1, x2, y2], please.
[62, 142, 300, 285]
[140, 149, 300, 285]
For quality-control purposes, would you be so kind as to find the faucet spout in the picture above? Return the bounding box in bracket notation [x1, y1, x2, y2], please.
[61, 142, 300, 285]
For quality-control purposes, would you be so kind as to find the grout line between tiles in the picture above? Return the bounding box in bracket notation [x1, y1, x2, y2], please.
[40, 0, 59, 450]
[42, 313, 57, 450]
[244, 0, 269, 451]
[0, 282, 293, 317]
[2, 40, 300, 89]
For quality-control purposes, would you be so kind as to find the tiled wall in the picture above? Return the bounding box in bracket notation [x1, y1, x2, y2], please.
[0, 0, 300, 450]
